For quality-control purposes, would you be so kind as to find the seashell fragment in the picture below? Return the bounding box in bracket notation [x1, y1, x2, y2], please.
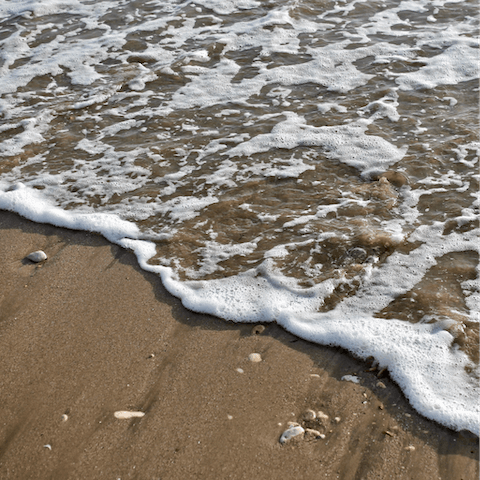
[405, 445, 415, 452]
[61, 414, 68, 422]
[248, 353, 262, 362]
[315, 411, 329, 427]
[302, 409, 316, 421]
[279, 425, 305, 444]
[251, 325, 265, 335]
[341, 374, 360, 384]
[114, 411, 145, 419]
[27, 250, 47, 263]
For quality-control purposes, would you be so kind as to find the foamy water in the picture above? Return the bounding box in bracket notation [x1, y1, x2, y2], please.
[0, 0, 478, 434]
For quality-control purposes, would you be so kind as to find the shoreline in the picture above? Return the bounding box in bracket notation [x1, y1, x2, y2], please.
[0, 210, 478, 479]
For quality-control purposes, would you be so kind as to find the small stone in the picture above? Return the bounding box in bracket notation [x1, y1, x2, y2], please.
[383, 430, 394, 437]
[405, 445, 415, 452]
[236, 368, 244, 373]
[248, 353, 262, 363]
[304, 428, 325, 440]
[378, 403, 384, 410]
[27, 250, 47, 263]
[302, 409, 316, 421]
[376, 381, 386, 389]
[310, 374, 320, 378]
[334, 416, 341, 423]
[114, 411, 145, 419]
[279, 425, 305, 444]
[147, 353, 155, 359]
[227, 415, 233, 420]
[61, 414, 68, 422]
[251, 325, 265, 335]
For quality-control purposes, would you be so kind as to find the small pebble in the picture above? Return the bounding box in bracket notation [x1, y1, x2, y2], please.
[248, 353, 262, 363]
[236, 368, 244, 373]
[227, 415, 233, 420]
[302, 409, 316, 421]
[251, 325, 265, 335]
[147, 353, 155, 359]
[61, 414, 68, 422]
[377, 381, 386, 389]
[334, 416, 341, 423]
[383, 430, 394, 437]
[279, 425, 305, 444]
[310, 374, 320, 378]
[114, 411, 145, 419]
[27, 250, 47, 263]
[405, 445, 415, 452]
[379, 403, 384, 410]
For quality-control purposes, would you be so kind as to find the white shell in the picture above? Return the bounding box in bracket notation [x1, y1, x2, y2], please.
[27, 250, 47, 262]
[248, 353, 262, 362]
[114, 411, 145, 419]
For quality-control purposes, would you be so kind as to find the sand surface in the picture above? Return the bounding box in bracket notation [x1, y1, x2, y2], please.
[0, 211, 478, 480]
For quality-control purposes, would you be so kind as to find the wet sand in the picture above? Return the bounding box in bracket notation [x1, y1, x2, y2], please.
[0, 210, 478, 480]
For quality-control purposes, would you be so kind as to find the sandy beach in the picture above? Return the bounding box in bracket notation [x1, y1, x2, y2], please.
[0, 210, 477, 480]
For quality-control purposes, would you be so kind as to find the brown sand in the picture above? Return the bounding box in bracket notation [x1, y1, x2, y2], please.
[0, 210, 478, 480]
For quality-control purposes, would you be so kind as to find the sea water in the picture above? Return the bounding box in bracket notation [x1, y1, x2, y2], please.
[0, 0, 478, 434]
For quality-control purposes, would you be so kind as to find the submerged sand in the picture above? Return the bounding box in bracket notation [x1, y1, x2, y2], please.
[0, 211, 478, 479]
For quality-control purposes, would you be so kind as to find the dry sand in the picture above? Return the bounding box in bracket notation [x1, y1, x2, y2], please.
[0, 210, 478, 480]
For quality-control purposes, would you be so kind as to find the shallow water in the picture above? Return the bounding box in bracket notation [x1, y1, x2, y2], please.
[0, 0, 478, 434]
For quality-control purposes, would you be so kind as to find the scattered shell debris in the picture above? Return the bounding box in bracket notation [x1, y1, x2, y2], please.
[280, 409, 337, 444]
[341, 375, 360, 384]
[251, 325, 265, 335]
[27, 250, 47, 263]
[248, 353, 262, 363]
[279, 425, 305, 444]
[114, 411, 145, 419]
